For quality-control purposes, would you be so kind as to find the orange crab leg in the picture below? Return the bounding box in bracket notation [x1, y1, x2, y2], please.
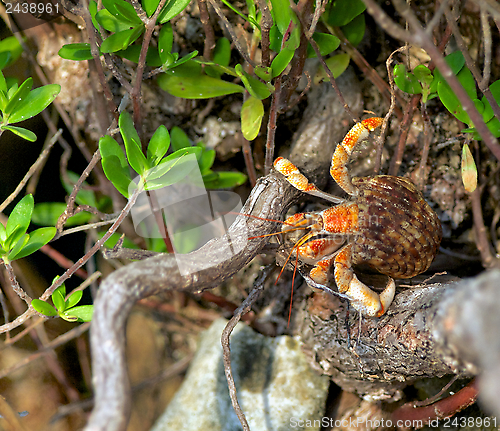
[273, 157, 345, 204]
[330, 117, 383, 196]
[333, 243, 396, 317]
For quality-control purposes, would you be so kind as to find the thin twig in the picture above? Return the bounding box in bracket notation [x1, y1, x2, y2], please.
[2, 262, 31, 306]
[221, 265, 275, 431]
[257, 0, 272, 67]
[480, 4, 492, 90]
[132, 0, 168, 139]
[207, 0, 256, 67]
[0, 187, 142, 335]
[198, 0, 216, 59]
[0, 322, 91, 379]
[471, 186, 497, 268]
[241, 136, 257, 187]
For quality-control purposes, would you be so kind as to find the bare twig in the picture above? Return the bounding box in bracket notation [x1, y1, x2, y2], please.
[221, 265, 275, 431]
[207, 0, 256, 67]
[198, 0, 216, 59]
[0, 187, 142, 335]
[392, 378, 478, 427]
[241, 135, 257, 187]
[132, 0, 168, 139]
[0, 322, 90, 379]
[292, 4, 358, 123]
[471, 187, 497, 268]
[2, 262, 31, 306]
[364, 0, 500, 161]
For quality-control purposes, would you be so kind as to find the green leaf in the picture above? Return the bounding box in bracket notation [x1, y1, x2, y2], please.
[147, 125, 170, 166]
[158, 23, 174, 65]
[0, 36, 23, 69]
[52, 286, 66, 312]
[158, 0, 193, 24]
[437, 67, 476, 125]
[241, 96, 264, 140]
[254, 66, 272, 82]
[102, 155, 133, 197]
[12, 227, 57, 260]
[271, 48, 294, 78]
[235, 64, 272, 100]
[198, 148, 215, 174]
[430, 51, 466, 94]
[269, 25, 283, 53]
[89, 0, 99, 29]
[3, 77, 33, 117]
[116, 44, 162, 67]
[341, 13, 365, 46]
[7, 233, 29, 261]
[99, 135, 133, 197]
[203, 171, 247, 189]
[31, 299, 58, 317]
[7, 84, 61, 124]
[314, 53, 350, 83]
[99, 135, 128, 167]
[481, 80, 500, 124]
[1, 125, 37, 142]
[327, 0, 366, 27]
[164, 52, 200, 74]
[0, 69, 7, 93]
[219, 0, 259, 29]
[213, 37, 231, 67]
[307, 33, 340, 58]
[6, 194, 33, 244]
[170, 126, 192, 151]
[119, 111, 148, 175]
[100, 26, 144, 53]
[143, 0, 160, 17]
[0, 223, 6, 243]
[144, 147, 202, 186]
[394, 64, 421, 95]
[58, 43, 94, 61]
[96, 9, 133, 32]
[157, 74, 245, 99]
[67, 290, 83, 308]
[32, 202, 92, 227]
[270, 0, 294, 36]
[102, 0, 142, 25]
[61, 305, 93, 322]
[485, 116, 500, 138]
[113, 0, 143, 25]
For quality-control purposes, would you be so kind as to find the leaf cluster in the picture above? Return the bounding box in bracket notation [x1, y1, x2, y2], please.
[0, 69, 61, 142]
[0, 195, 56, 264]
[32, 279, 93, 322]
[99, 112, 247, 198]
[394, 51, 500, 139]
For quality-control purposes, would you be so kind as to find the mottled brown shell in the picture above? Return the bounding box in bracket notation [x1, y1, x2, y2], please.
[352, 175, 442, 279]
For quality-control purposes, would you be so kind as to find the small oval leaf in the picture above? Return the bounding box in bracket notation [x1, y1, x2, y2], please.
[157, 74, 244, 99]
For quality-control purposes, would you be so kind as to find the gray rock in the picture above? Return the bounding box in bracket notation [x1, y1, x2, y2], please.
[152, 318, 330, 431]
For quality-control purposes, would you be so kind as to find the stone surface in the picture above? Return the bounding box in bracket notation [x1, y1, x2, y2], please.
[151, 318, 330, 431]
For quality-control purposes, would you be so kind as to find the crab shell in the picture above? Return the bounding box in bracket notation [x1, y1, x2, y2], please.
[352, 175, 442, 279]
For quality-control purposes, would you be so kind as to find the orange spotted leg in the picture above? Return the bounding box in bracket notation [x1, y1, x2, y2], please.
[330, 117, 383, 196]
[273, 157, 345, 204]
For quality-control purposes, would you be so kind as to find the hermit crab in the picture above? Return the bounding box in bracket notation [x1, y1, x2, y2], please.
[274, 117, 442, 317]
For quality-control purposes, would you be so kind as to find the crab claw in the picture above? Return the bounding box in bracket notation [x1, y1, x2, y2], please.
[346, 275, 396, 317]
